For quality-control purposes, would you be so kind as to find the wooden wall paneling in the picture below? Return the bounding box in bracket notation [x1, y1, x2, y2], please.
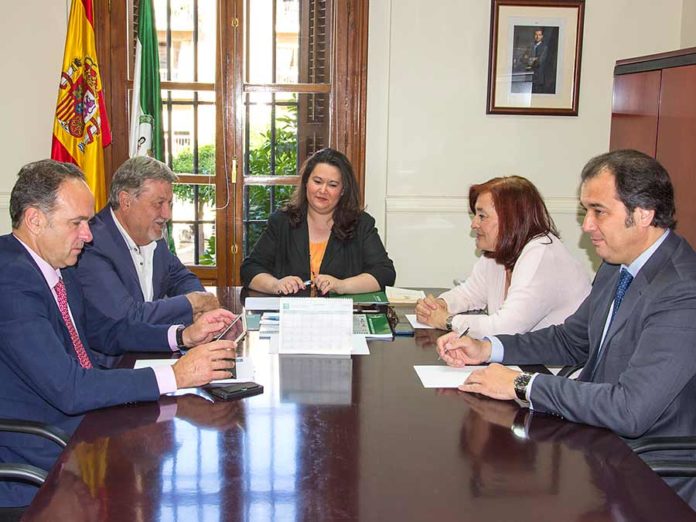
[655, 64, 696, 248]
[330, 0, 369, 199]
[609, 71, 661, 156]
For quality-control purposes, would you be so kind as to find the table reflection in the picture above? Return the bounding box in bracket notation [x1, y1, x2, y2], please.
[457, 393, 696, 520]
[279, 355, 353, 405]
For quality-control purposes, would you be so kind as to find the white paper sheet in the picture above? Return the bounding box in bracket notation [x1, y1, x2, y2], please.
[406, 314, 434, 329]
[385, 286, 426, 304]
[278, 297, 353, 354]
[414, 365, 522, 388]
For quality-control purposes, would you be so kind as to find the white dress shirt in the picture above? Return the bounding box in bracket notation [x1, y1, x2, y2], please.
[111, 207, 157, 301]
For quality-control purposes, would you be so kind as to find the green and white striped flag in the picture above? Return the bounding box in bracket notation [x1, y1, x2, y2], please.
[129, 0, 163, 161]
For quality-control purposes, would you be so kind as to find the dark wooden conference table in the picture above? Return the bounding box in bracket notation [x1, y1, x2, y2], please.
[24, 288, 696, 521]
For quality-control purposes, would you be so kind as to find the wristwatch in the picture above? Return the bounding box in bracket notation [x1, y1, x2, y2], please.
[513, 372, 534, 402]
[176, 325, 187, 350]
[445, 315, 455, 331]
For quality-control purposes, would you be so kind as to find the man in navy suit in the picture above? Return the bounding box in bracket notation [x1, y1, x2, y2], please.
[75, 156, 218, 326]
[0, 160, 236, 507]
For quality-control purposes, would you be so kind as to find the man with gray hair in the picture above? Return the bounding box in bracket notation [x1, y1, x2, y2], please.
[76, 156, 218, 326]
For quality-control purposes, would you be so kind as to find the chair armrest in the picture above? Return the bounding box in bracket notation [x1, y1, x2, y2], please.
[628, 436, 696, 455]
[0, 419, 69, 448]
[0, 464, 48, 486]
[641, 460, 696, 477]
[557, 364, 584, 378]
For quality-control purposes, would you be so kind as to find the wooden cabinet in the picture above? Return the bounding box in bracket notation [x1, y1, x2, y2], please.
[610, 48, 696, 247]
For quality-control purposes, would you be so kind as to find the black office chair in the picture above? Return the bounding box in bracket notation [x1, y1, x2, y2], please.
[557, 363, 584, 378]
[0, 419, 69, 521]
[627, 436, 696, 477]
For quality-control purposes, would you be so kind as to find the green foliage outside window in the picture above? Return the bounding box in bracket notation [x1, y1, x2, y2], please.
[169, 105, 299, 265]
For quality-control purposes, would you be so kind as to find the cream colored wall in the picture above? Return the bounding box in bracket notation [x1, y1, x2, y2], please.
[682, 0, 696, 47]
[366, 0, 685, 287]
[0, 1, 69, 232]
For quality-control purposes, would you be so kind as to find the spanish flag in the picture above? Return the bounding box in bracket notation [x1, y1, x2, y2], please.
[51, 0, 111, 210]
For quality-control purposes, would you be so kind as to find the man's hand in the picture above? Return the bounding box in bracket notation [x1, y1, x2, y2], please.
[186, 291, 220, 315]
[273, 276, 307, 295]
[436, 331, 492, 367]
[313, 274, 344, 295]
[458, 363, 519, 401]
[415, 294, 449, 329]
[172, 340, 237, 388]
[183, 308, 235, 346]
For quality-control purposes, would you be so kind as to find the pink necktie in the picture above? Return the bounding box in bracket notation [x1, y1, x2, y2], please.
[54, 278, 92, 369]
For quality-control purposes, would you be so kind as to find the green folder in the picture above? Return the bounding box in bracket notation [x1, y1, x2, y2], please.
[331, 291, 388, 304]
[353, 313, 393, 339]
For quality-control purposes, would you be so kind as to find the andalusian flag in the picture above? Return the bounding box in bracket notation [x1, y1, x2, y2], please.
[130, 0, 164, 161]
[51, 0, 111, 210]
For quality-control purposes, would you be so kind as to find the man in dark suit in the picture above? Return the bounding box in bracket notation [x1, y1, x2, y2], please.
[529, 28, 550, 93]
[437, 150, 696, 442]
[75, 156, 218, 325]
[0, 160, 236, 507]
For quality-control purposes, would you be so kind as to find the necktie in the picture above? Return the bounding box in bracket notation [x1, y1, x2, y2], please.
[587, 268, 633, 380]
[54, 278, 92, 369]
[608, 268, 634, 328]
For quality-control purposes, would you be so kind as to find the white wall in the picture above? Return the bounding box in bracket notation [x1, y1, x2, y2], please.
[683, 0, 696, 47]
[366, 0, 685, 287]
[0, 1, 69, 232]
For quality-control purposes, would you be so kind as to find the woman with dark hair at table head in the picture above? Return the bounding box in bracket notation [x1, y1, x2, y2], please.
[241, 148, 396, 295]
[416, 175, 590, 338]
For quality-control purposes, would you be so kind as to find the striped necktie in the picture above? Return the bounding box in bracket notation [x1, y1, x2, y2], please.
[54, 278, 92, 369]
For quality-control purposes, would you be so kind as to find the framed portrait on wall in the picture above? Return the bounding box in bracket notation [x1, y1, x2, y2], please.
[486, 0, 585, 115]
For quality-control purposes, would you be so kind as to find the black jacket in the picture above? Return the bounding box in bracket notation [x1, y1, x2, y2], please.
[240, 210, 396, 289]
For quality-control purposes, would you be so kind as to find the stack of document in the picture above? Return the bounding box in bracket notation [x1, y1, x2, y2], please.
[385, 286, 426, 304]
[259, 312, 279, 339]
[353, 313, 393, 339]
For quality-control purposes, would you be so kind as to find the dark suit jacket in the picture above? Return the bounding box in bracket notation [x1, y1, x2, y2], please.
[499, 232, 696, 439]
[240, 210, 396, 288]
[75, 206, 204, 326]
[0, 234, 168, 506]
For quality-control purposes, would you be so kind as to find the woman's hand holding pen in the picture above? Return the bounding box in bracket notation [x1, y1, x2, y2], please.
[436, 331, 492, 368]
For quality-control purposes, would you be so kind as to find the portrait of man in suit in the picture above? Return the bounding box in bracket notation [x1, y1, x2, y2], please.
[511, 25, 559, 94]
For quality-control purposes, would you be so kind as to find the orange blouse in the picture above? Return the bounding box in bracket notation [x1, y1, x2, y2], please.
[309, 240, 328, 280]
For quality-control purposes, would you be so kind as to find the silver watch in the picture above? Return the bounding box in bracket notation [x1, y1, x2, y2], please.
[445, 315, 455, 331]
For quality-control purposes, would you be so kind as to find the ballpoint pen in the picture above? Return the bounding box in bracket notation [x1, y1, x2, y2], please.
[438, 326, 470, 360]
